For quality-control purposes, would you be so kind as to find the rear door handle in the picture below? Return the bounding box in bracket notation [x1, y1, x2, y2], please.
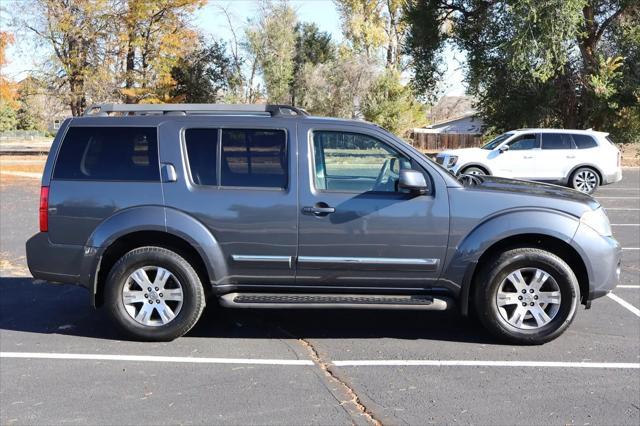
[523, 156, 534, 159]
[566, 155, 576, 159]
[302, 206, 336, 215]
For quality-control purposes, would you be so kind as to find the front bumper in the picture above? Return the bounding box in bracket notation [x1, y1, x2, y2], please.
[571, 223, 621, 301]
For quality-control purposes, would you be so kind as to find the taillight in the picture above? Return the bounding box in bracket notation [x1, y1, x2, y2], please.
[39, 186, 49, 232]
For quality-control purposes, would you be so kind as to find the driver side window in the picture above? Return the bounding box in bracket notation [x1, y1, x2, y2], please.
[507, 134, 539, 150]
[312, 131, 413, 193]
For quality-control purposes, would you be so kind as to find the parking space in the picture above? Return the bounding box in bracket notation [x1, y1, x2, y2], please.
[1, 169, 638, 425]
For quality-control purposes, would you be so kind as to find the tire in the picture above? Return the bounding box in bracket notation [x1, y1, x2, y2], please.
[473, 248, 580, 345]
[570, 167, 600, 194]
[461, 166, 487, 176]
[105, 246, 205, 341]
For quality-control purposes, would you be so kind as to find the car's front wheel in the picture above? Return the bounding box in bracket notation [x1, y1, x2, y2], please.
[474, 248, 580, 345]
[105, 246, 205, 341]
[460, 166, 487, 176]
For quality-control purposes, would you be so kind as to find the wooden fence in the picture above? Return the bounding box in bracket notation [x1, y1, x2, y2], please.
[409, 131, 483, 151]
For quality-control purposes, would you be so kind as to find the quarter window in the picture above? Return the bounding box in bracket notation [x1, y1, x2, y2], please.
[185, 128, 218, 185]
[312, 131, 415, 193]
[572, 134, 598, 149]
[542, 133, 574, 150]
[53, 126, 159, 181]
[221, 129, 287, 188]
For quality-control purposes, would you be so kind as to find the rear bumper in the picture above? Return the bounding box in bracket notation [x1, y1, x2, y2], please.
[602, 168, 623, 185]
[26, 233, 89, 289]
[571, 224, 621, 301]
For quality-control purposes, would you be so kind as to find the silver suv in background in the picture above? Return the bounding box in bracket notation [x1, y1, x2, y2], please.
[26, 104, 621, 344]
[436, 129, 622, 194]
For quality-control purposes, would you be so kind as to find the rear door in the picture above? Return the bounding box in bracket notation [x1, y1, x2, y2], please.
[295, 123, 450, 289]
[159, 118, 298, 286]
[538, 133, 576, 180]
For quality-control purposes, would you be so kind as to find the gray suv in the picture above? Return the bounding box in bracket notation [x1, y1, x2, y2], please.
[26, 104, 621, 344]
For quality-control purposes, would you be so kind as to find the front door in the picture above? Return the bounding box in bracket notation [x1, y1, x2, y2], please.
[296, 124, 450, 289]
[489, 133, 540, 179]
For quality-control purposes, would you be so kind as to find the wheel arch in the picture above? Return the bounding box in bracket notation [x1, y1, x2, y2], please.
[459, 233, 589, 316]
[443, 208, 589, 316]
[93, 230, 213, 307]
[567, 164, 603, 185]
[459, 163, 491, 175]
[83, 206, 227, 307]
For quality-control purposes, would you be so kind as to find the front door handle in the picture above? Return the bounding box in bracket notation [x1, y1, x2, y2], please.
[523, 156, 534, 159]
[566, 155, 576, 159]
[302, 205, 336, 216]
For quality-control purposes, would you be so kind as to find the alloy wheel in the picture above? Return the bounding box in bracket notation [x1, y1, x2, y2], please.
[495, 267, 561, 330]
[122, 266, 184, 327]
[573, 170, 598, 193]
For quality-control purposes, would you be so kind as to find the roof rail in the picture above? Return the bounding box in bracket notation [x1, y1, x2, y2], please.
[82, 103, 309, 118]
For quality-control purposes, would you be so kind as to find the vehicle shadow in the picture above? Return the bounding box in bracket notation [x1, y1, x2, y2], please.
[0, 277, 496, 345]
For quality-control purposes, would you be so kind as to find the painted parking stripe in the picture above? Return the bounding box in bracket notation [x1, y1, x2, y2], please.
[604, 208, 640, 211]
[0, 352, 314, 366]
[596, 197, 640, 199]
[611, 224, 640, 226]
[607, 293, 640, 317]
[622, 247, 640, 250]
[332, 360, 640, 369]
[617, 285, 640, 289]
[0, 171, 41, 179]
[1, 352, 638, 370]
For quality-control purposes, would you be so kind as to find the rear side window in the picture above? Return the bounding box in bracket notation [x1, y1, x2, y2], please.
[185, 128, 218, 185]
[54, 126, 159, 181]
[542, 133, 574, 150]
[573, 134, 598, 149]
[221, 129, 287, 188]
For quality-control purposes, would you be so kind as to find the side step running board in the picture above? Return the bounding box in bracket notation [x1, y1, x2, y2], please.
[219, 293, 452, 311]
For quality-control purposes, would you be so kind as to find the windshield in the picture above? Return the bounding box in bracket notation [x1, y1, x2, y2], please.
[482, 133, 513, 150]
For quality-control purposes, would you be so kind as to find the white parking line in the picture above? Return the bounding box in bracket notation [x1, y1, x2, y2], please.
[1, 352, 638, 370]
[597, 197, 640, 199]
[611, 224, 640, 226]
[607, 293, 640, 317]
[0, 352, 314, 366]
[0, 170, 41, 179]
[604, 208, 640, 211]
[332, 360, 640, 369]
[617, 285, 640, 289]
[622, 247, 640, 250]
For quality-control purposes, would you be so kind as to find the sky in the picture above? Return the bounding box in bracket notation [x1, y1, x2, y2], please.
[1, 0, 466, 97]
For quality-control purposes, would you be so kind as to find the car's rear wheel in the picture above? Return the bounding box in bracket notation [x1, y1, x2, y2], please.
[570, 167, 600, 194]
[474, 248, 580, 345]
[105, 246, 205, 341]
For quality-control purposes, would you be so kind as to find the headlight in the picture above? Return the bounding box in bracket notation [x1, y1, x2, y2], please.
[447, 155, 458, 167]
[580, 208, 612, 237]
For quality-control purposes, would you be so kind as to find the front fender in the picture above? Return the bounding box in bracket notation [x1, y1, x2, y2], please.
[443, 208, 581, 313]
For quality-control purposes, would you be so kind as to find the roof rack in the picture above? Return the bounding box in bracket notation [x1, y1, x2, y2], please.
[82, 103, 309, 118]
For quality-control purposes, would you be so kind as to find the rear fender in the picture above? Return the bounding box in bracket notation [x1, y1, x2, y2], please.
[81, 206, 226, 300]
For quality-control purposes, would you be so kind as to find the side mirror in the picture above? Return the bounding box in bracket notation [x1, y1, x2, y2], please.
[499, 144, 510, 153]
[398, 169, 429, 195]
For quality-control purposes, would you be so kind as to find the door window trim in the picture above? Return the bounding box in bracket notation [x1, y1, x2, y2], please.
[307, 129, 431, 195]
[180, 126, 290, 191]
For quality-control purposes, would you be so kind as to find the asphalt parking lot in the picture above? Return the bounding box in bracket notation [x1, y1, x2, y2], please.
[1, 168, 638, 425]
